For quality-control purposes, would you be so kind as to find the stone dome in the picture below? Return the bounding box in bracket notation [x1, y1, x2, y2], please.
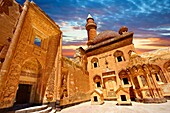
[93, 30, 120, 44]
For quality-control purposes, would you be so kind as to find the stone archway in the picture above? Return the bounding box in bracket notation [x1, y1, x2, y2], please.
[151, 64, 167, 83]
[16, 58, 42, 105]
[164, 60, 170, 81]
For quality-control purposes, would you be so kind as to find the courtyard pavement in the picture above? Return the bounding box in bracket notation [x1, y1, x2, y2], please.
[59, 100, 170, 113]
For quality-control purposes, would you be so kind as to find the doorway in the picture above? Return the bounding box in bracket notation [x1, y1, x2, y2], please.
[104, 79, 116, 97]
[15, 84, 32, 104]
[94, 96, 98, 102]
[121, 95, 127, 101]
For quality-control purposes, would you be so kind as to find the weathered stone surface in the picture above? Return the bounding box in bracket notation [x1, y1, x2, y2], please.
[0, 0, 21, 47]
[60, 57, 90, 106]
[0, 1, 62, 109]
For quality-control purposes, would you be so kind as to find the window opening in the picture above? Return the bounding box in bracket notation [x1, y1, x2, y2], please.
[94, 96, 98, 102]
[97, 82, 101, 87]
[34, 37, 41, 46]
[123, 78, 129, 85]
[94, 62, 98, 68]
[117, 56, 122, 62]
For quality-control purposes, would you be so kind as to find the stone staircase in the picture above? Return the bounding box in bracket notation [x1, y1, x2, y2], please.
[15, 105, 56, 113]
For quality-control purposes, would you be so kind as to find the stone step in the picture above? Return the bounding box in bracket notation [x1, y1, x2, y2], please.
[30, 107, 52, 113]
[49, 109, 57, 113]
[15, 105, 48, 113]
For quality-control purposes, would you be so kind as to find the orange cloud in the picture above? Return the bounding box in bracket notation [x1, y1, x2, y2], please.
[134, 37, 170, 54]
[62, 49, 75, 58]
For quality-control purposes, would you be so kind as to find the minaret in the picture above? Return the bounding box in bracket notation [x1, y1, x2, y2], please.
[86, 14, 97, 46]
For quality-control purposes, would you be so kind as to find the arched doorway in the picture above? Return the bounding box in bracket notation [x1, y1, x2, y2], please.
[15, 58, 42, 105]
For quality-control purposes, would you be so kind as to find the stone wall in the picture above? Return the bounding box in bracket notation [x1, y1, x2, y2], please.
[0, 0, 21, 47]
[0, 1, 62, 108]
[60, 57, 90, 106]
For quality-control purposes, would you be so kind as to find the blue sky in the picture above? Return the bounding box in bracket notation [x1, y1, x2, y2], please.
[17, 0, 170, 57]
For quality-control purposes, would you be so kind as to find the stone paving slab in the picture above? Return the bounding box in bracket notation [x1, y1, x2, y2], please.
[59, 100, 170, 113]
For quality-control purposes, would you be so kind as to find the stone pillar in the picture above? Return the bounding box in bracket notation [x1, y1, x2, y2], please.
[150, 73, 163, 98]
[145, 74, 155, 98]
[127, 71, 135, 88]
[127, 71, 140, 98]
[55, 35, 62, 111]
[164, 69, 170, 83]
[137, 76, 146, 98]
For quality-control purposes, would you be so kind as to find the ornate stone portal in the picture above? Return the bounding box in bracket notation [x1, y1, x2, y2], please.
[0, 0, 62, 109]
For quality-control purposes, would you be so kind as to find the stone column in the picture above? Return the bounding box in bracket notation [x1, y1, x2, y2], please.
[137, 75, 146, 98]
[150, 73, 162, 98]
[163, 69, 170, 83]
[55, 35, 62, 111]
[127, 71, 135, 88]
[127, 70, 140, 99]
[145, 74, 154, 98]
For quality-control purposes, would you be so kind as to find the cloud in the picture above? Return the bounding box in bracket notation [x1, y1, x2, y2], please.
[16, 0, 170, 57]
[160, 33, 170, 36]
[134, 37, 170, 54]
[62, 49, 75, 58]
[140, 26, 170, 31]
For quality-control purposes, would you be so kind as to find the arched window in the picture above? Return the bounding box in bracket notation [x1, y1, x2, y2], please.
[91, 57, 99, 68]
[113, 50, 125, 62]
[93, 75, 102, 88]
[151, 65, 167, 83]
[119, 70, 130, 85]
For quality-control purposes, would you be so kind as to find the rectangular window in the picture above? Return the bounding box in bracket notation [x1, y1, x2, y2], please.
[94, 62, 98, 68]
[117, 56, 122, 62]
[34, 37, 41, 46]
[94, 96, 98, 102]
[123, 78, 129, 85]
[155, 73, 160, 81]
[97, 82, 101, 87]
[121, 95, 127, 101]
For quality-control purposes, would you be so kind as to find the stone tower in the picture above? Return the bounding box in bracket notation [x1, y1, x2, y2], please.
[86, 14, 97, 46]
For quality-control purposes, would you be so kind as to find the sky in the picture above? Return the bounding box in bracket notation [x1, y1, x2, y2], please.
[17, 0, 170, 57]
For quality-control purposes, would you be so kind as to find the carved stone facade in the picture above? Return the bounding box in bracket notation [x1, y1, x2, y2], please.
[80, 14, 170, 104]
[0, 0, 62, 109]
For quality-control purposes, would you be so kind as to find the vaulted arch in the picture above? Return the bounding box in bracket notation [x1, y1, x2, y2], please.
[164, 60, 170, 72]
[16, 57, 43, 104]
[151, 64, 167, 83]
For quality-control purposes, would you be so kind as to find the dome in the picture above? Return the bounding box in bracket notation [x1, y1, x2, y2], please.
[93, 30, 120, 44]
